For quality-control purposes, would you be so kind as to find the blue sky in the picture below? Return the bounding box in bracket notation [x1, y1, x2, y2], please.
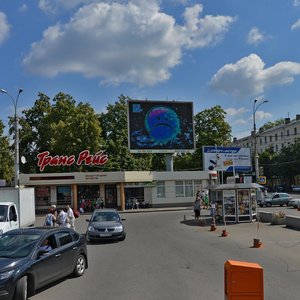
[1, 0, 300, 140]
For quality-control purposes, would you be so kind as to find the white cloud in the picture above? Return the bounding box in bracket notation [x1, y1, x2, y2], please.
[254, 110, 272, 121]
[291, 19, 300, 30]
[23, 1, 235, 86]
[225, 107, 248, 119]
[38, 0, 96, 14]
[247, 27, 265, 45]
[0, 12, 10, 45]
[19, 4, 28, 13]
[293, 0, 300, 6]
[210, 53, 300, 97]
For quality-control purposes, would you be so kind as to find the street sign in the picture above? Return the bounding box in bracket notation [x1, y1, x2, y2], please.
[258, 176, 266, 185]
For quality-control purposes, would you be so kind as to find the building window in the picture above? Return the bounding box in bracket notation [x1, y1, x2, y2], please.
[287, 129, 290, 137]
[260, 138, 262, 145]
[281, 132, 283, 139]
[282, 143, 284, 149]
[156, 181, 165, 198]
[294, 127, 297, 135]
[185, 180, 193, 197]
[57, 186, 71, 206]
[275, 133, 278, 141]
[270, 136, 272, 142]
[265, 136, 267, 143]
[176, 181, 184, 197]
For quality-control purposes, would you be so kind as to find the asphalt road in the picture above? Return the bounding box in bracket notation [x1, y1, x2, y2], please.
[31, 210, 300, 300]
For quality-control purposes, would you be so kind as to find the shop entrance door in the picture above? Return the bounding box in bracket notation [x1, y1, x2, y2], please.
[105, 185, 117, 208]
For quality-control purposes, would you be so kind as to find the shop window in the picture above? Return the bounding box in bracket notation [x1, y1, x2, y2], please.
[57, 186, 71, 206]
[156, 181, 165, 198]
[78, 185, 100, 211]
[35, 186, 51, 206]
[175, 181, 184, 197]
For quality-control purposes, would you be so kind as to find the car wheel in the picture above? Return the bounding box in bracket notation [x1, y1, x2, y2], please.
[14, 276, 27, 300]
[73, 254, 86, 277]
[266, 202, 271, 207]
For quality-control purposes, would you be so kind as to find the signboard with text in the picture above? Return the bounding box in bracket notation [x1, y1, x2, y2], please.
[37, 150, 108, 172]
[203, 146, 251, 173]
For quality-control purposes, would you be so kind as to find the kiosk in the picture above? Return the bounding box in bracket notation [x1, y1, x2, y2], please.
[206, 183, 263, 223]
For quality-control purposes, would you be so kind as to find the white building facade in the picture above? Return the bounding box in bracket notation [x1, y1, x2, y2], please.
[20, 171, 210, 212]
[232, 115, 300, 154]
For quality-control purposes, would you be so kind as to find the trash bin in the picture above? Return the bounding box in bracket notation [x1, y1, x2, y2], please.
[224, 260, 264, 299]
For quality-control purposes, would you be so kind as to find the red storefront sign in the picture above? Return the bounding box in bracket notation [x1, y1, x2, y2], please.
[37, 150, 108, 172]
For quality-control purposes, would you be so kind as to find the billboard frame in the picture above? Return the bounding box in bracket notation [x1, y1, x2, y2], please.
[127, 100, 195, 154]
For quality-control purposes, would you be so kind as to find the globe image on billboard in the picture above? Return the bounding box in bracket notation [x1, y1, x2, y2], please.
[145, 106, 180, 144]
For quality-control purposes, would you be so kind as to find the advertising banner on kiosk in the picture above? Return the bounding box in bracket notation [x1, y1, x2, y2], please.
[203, 146, 251, 173]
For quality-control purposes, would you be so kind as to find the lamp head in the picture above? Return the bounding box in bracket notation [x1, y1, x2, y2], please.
[18, 88, 23, 94]
[0, 89, 7, 94]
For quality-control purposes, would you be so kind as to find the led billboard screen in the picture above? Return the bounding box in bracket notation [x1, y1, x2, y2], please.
[128, 100, 195, 153]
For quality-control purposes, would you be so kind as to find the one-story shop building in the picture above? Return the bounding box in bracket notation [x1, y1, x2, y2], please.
[20, 171, 210, 212]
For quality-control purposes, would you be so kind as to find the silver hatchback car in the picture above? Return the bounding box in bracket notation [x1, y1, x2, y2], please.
[86, 209, 126, 242]
[259, 192, 292, 207]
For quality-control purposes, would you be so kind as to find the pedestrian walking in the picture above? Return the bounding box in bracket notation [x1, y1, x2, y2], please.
[194, 191, 201, 220]
[57, 208, 70, 228]
[66, 204, 75, 229]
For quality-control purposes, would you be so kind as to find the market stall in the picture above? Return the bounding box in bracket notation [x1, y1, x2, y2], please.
[206, 183, 263, 223]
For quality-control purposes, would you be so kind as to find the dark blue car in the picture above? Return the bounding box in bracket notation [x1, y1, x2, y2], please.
[0, 227, 88, 300]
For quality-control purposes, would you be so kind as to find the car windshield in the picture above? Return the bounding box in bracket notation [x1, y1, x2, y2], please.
[0, 233, 40, 258]
[92, 212, 119, 222]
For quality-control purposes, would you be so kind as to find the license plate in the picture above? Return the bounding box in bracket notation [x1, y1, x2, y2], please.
[100, 233, 111, 237]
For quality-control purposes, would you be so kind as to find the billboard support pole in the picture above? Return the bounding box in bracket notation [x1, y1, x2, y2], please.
[165, 154, 174, 172]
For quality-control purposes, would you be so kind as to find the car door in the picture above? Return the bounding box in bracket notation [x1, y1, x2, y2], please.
[32, 234, 64, 288]
[55, 231, 78, 276]
[272, 194, 280, 205]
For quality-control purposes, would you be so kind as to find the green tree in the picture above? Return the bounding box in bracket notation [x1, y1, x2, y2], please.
[174, 105, 232, 170]
[19, 92, 103, 173]
[99, 95, 154, 171]
[260, 119, 284, 131]
[0, 120, 14, 184]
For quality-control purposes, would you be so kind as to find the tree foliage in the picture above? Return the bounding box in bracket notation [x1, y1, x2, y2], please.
[98, 95, 154, 171]
[259, 139, 300, 185]
[174, 105, 232, 170]
[0, 120, 14, 183]
[260, 118, 284, 131]
[19, 92, 103, 173]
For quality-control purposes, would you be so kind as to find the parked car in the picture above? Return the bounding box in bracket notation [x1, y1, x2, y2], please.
[288, 198, 300, 208]
[0, 227, 87, 300]
[292, 185, 300, 193]
[259, 192, 292, 207]
[86, 209, 126, 242]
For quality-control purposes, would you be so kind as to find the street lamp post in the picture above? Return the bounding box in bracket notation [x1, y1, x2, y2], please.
[0, 88, 23, 187]
[253, 99, 268, 183]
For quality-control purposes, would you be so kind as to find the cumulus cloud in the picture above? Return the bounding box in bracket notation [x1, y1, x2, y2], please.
[210, 53, 300, 97]
[254, 110, 272, 121]
[23, 1, 235, 86]
[0, 12, 10, 45]
[246, 27, 265, 45]
[38, 0, 97, 13]
[225, 107, 248, 119]
[291, 19, 300, 30]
